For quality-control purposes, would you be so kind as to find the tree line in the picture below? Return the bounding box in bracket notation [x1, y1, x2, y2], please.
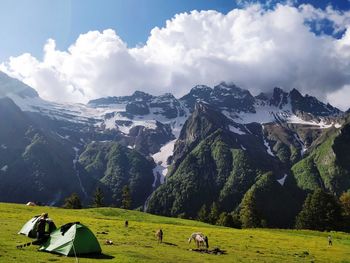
[196, 189, 350, 232]
[62, 186, 350, 232]
[62, 185, 132, 210]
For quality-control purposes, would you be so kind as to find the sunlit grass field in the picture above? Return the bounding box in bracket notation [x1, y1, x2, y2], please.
[0, 202, 349, 262]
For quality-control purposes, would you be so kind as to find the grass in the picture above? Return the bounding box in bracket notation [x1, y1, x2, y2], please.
[0, 203, 350, 262]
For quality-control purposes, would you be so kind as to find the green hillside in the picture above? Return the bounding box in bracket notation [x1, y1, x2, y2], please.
[0, 203, 349, 262]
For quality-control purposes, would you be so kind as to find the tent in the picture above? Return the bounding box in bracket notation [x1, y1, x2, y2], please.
[18, 215, 56, 238]
[40, 222, 102, 256]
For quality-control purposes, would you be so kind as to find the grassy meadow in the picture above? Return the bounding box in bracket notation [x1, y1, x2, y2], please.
[0, 202, 349, 262]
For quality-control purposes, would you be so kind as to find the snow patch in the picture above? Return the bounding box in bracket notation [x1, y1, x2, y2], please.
[263, 138, 275, 157]
[277, 174, 288, 186]
[287, 115, 333, 128]
[229, 125, 246, 135]
[152, 139, 176, 186]
[144, 139, 177, 211]
[293, 133, 307, 156]
[222, 98, 335, 129]
[0, 165, 8, 172]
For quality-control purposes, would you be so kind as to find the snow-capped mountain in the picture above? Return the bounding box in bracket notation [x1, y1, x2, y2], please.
[0, 71, 347, 215]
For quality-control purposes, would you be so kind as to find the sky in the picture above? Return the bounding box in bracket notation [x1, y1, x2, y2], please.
[0, 0, 350, 109]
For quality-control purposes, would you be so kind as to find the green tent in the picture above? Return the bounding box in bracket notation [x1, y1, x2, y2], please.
[18, 215, 56, 238]
[40, 222, 102, 256]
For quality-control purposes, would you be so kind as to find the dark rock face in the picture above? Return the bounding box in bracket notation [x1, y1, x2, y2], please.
[289, 89, 341, 117]
[128, 121, 174, 155]
[180, 85, 212, 109]
[150, 93, 185, 119]
[126, 101, 150, 115]
[270, 87, 289, 108]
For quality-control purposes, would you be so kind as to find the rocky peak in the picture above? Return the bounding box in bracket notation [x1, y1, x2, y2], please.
[186, 85, 212, 99]
[152, 93, 177, 103]
[213, 82, 252, 98]
[150, 93, 185, 119]
[131, 90, 153, 101]
[289, 88, 303, 101]
[181, 82, 255, 113]
[289, 89, 342, 117]
[270, 87, 289, 108]
[190, 85, 212, 93]
[255, 92, 271, 101]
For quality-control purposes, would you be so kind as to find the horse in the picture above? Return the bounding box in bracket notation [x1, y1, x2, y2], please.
[155, 229, 163, 243]
[188, 233, 209, 249]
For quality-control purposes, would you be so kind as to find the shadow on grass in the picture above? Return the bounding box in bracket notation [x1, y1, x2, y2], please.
[162, 242, 178, 246]
[75, 253, 115, 259]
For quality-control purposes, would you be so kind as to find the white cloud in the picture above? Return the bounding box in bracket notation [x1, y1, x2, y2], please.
[327, 85, 350, 111]
[1, 3, 350, 109]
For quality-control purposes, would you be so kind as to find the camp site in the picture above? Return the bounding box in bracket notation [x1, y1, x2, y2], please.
[1, 203, 350, 263]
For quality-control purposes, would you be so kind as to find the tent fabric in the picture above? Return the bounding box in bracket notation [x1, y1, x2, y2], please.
[18, 216, 56, 238]
[18, 216, 40, 238]
[40, 223, 101, 256]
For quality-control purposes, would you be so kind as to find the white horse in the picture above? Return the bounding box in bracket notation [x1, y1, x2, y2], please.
[188, 232, 209, 249]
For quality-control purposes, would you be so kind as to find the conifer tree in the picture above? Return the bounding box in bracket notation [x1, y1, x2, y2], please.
[63, 193, 82, 209]
[121, 185, 132, 209]
[197, 204, 208, 222]
[240, 190, 260, 228]
[92, 187, 104, 208]
[208, 202, 220, 225]
[340, 191, 350, 216]
[295, 189, 342, 231]
[216, 212, 235, 227]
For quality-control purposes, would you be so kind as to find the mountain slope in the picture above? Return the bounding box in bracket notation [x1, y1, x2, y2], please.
[79, 141, 154, 208]
[147, 117, 283, 218]
[292, 120, 350, 195]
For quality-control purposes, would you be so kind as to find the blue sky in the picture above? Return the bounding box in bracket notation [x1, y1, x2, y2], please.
[0, 0, 348, 61]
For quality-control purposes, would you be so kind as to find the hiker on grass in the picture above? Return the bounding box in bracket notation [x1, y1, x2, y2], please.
[328, 235, 332, 246]
[156, 229, 163, 243]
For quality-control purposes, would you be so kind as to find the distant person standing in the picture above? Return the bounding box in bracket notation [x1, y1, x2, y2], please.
[328, 235, 332, 246]
[125, 220, 128, 227]
[155, 229, 163, 243]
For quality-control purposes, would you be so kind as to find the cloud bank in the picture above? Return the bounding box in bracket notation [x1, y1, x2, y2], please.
[1, 3, 350, 109]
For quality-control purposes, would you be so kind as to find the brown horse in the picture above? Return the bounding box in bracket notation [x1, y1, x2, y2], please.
[155, 229, 163, 243]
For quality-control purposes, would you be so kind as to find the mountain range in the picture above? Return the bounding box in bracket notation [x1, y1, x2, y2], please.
[1, 71, 349, 226]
